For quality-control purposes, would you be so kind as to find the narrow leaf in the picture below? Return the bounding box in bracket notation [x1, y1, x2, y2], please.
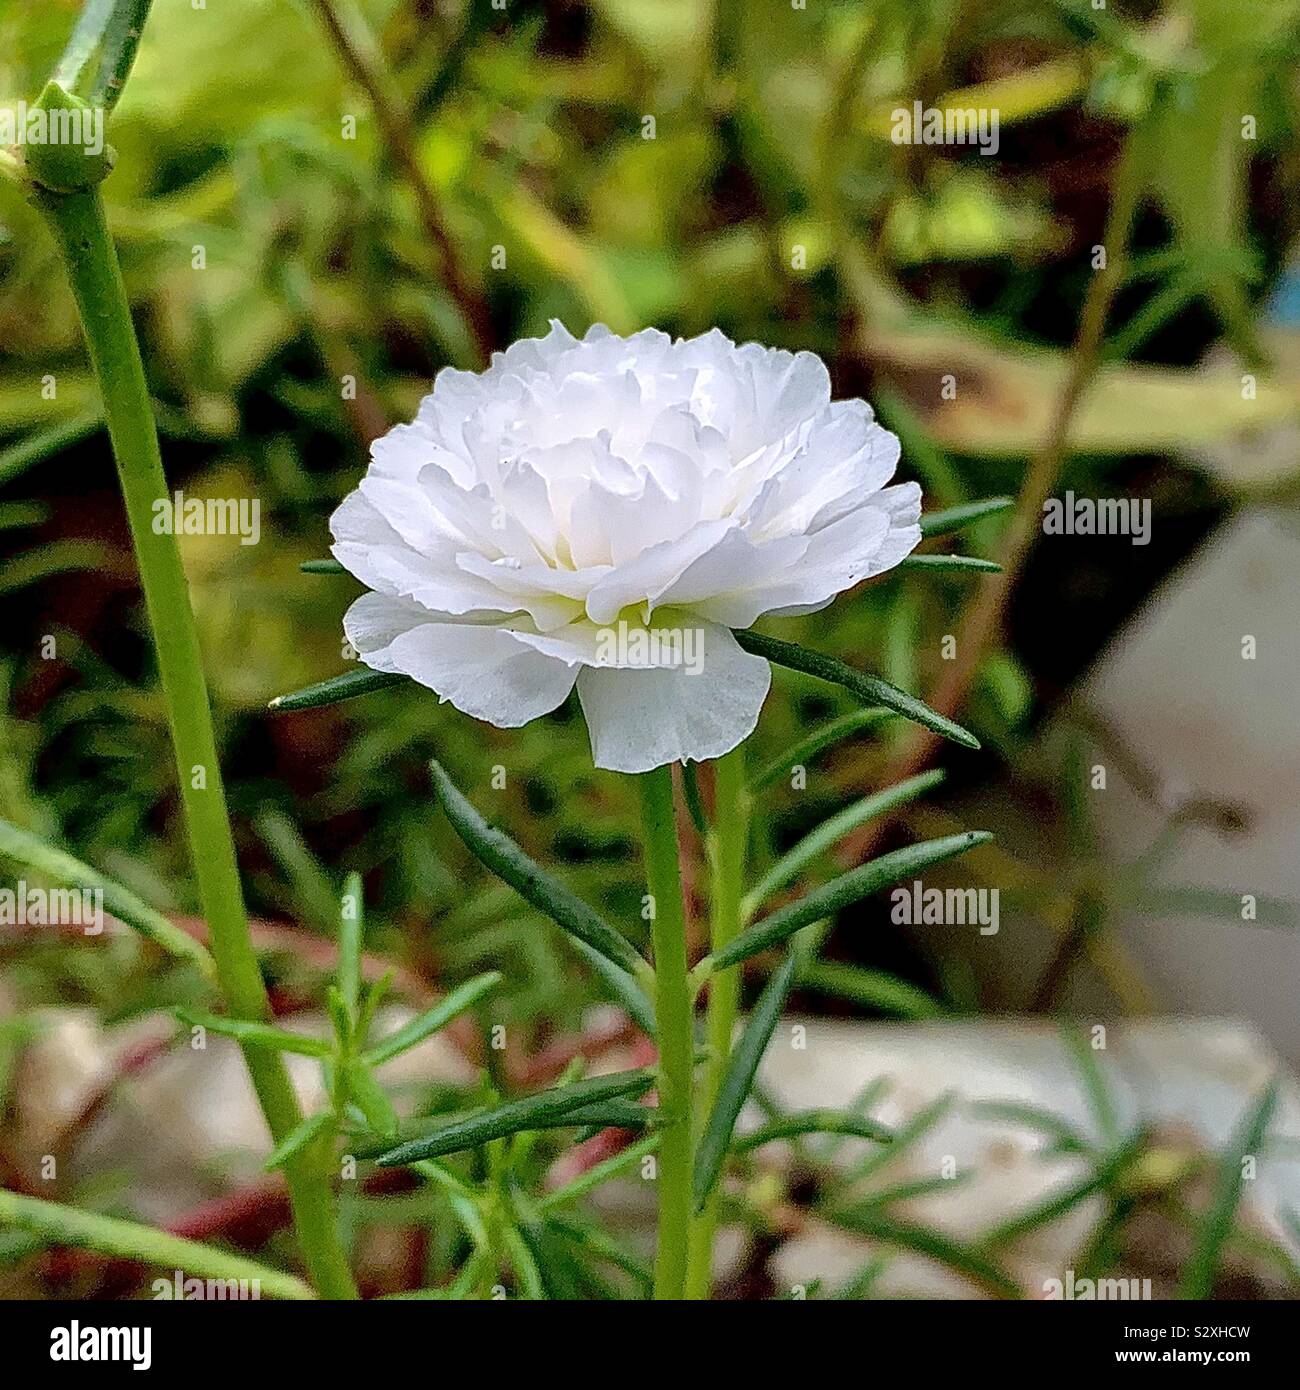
[268, 668, 405, 711]
[743, 770, 945, 914]
[733, 629, 979, 750]
[1179, 1081, 1279, 1300]
[706, 831, 992, 976]
[0, 1190, 313, 1299]
[980, 1130, 1148, 1249]
[338, 871, 364, 1017]
[827, 1208, 1022, 1299]
[175, 1008, 332, 1058]
[344, 1058, 399, 1137]
[537, 1133, 660, 1212]
[429, 758, 645, 976]
[899, 554, 1001, 573]
[301, 558, 347, 574]
[0, 818, 215, 981]
[918, 496, 1014, 537]
[566, 936, 656, 1036]
[265, 1110, 335, 1172]
[801, 960, 945, 1019]
[374, 1069, 654, 1166]
[750, 708, 893, 794]
[693, 952, 798, 1212]
[733, 1108, 894, 1151]
[365, 971, 502, 1066]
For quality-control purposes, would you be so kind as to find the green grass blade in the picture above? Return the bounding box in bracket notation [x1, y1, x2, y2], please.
[705, 832, 991, 976]
[429, 758, 646, 976]
[0, 817, 215, 981]
[733, 629, 979, 750]
[693, 951, 798, 1213]
[301, 558, 347, 574]
[365, 971, 502, 1066]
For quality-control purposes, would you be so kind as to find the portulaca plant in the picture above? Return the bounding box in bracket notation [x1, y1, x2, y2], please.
[0, 0, 1003, 1302]
[276, 324, 1000, 1298]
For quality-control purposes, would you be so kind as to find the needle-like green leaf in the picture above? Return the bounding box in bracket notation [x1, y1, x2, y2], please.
[174, 1008, 333, 1058]
[749, 708, 894, 793]
[800, 960, 946, 1019]
[565, 936, 656, 1035]
[826, 1208, 1022, 1299]
[1179, 1080, 1279, 1300]
[701, 831, 992, 978]
[0, 818, 215, 981]
[301, 558, 347, 574]
[743, 769, 946, 915]
[693, 952, 798, 1213]
[733, 629, 979, 750]
[899, 554, 1002, 573]
[0, 1189, 314, 1300]
[365, 971, 502, 1066]
[918, 496, 1014, 537]
[337, 871, 364, 1018]
[265, 1110, 335, 1172]
[429, 758, 647, 977]
[268, 668, 405, 711]
[374, 1068, 654, 1166]
[732, 1108, 894, 1151]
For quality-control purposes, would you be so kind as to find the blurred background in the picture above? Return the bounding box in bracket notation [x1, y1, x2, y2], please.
[1, 0, 1299, 1299]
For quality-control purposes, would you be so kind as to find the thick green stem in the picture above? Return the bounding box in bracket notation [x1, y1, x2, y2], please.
[638, 765, 693, 1300]
[685, 746, 747, 1298]
[33, 184, 356, 1300]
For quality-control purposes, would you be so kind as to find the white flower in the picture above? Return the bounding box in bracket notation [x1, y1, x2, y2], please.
[331, 322, 920, 773]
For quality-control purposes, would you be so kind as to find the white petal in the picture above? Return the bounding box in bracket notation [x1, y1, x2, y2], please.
[343, 593, 435, 672]
[385, 623, 578, 728]
[584, 519, 733, 624]
[576, 624, 770, 772]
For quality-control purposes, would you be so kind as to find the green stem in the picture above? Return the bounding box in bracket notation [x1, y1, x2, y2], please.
[637, 764, 693, 1300]
[32, 184, 356, 1300]
[685, 747, 747, 1299]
